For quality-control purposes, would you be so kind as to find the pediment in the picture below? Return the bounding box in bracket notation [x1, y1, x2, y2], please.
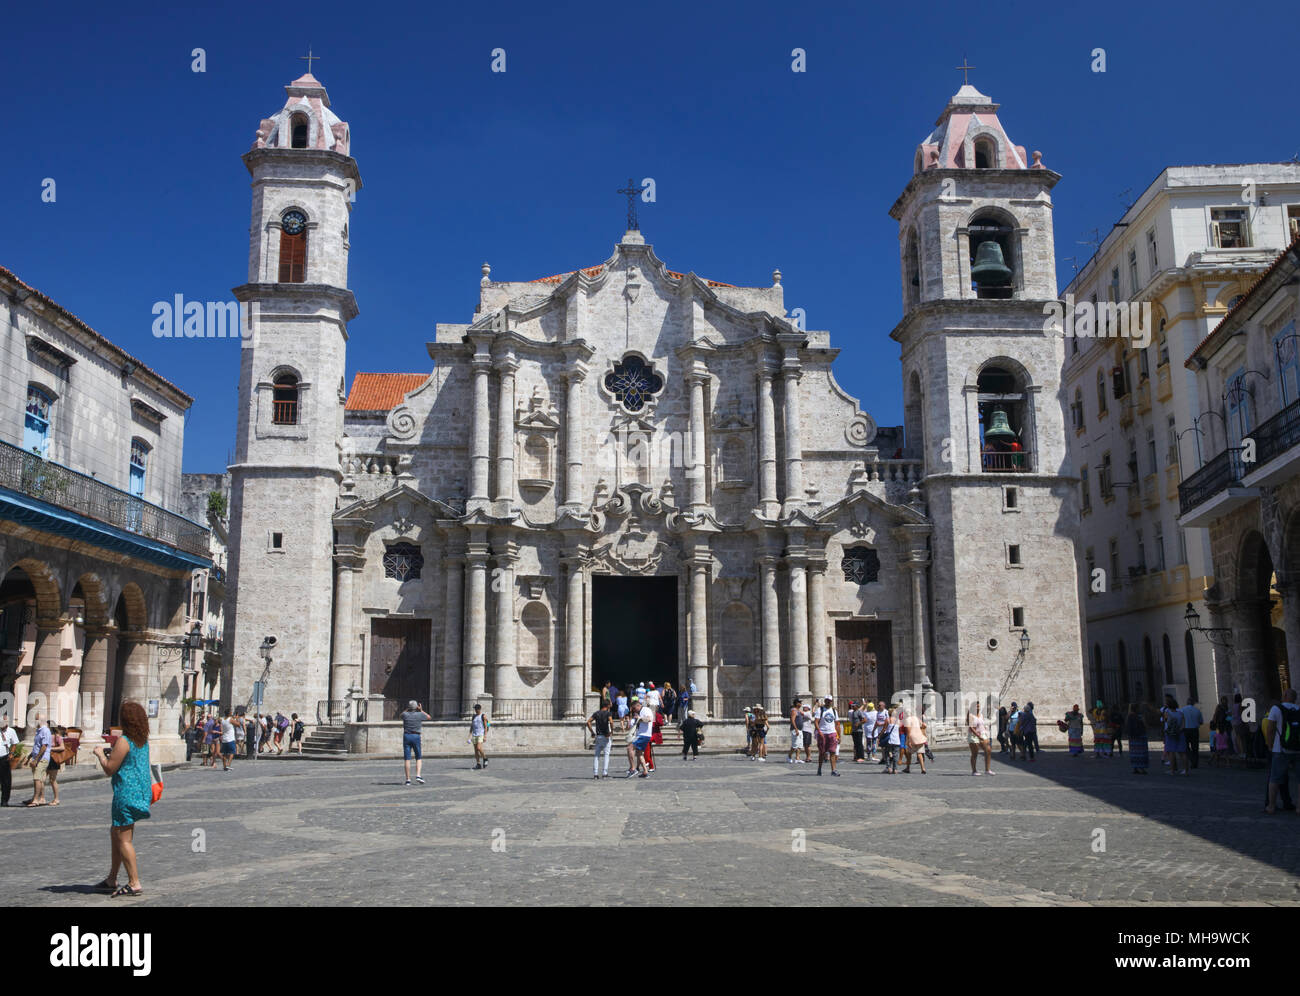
[337, 484, 466, 528]
[816, 487, 929, 529]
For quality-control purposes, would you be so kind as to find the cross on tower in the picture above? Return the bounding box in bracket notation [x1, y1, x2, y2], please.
[617, 177, 640, 231]
[955, 56, 975, 85]
[300, 47, 320, 75]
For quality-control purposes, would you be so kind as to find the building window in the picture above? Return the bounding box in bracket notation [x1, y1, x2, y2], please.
[1109, 266, 1121, 302]
[1011, 606, 1025, 628]
[383, 542, 424, 582]
[290, 113, 309, 149]
[841, 546, 881, 585]
[1139, 347, 1150, 381]
[129, 438, 149, 498]
[1128, 246, 1140, 295]
[1085, 547, 1096, 593]
[272, 374, 299, 425]
[270, 531, 283, 550]
[1158, 319, 1169, 366]
[1226, 366, 1253, 444]
[1128, 441, 1140, 494]
[973, 137, 996, 169]
[1155, 522, 1166, 572]
[1167, 415, 1179, 468]
[1146, 426, 1157, 477]
[1097, 370, 1108, 415]
[1003, 486, 1019, 510]
[1071, 389, 1085, 430]
[278, 210, 307, 283]
[1147, 227, 1158, 271]
[1080, 466, 1091, 514]
[1136, 529, 1146, 572]
[1008, 544, 1022, 566]
[1275, 321, 1299, 407]
[1100, 452, 1113, 500]
[1210, 207, 1250, 248]
[1109, 539, 1120, 590]
[1289, 206, 1300, 244]
[604, 355, 664, 413]
[24, 385, 52, 457]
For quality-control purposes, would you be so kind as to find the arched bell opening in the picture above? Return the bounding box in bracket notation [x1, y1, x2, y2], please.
[969, 212, 1017, 300]
[976, 364, 1033, 473]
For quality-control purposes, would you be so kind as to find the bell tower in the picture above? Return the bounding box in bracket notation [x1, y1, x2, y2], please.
[223, 70, 360, 716]
[890, 81, 1084, 722]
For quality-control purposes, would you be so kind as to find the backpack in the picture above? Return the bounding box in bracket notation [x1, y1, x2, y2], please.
[1278, 704, 1300, 754]
[1163, 709, 1184, 735]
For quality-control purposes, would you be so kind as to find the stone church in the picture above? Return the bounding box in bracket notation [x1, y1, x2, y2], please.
[222, 71, 1085, 739]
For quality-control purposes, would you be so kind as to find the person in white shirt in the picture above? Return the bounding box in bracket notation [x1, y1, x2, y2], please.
[1265, 689, 1300, 814]
[1181, 698, 1204, 770]
[627, 700, 655, 778]
[862, 703, 879, 761]
[646, 684, 662, 713]
[816, 697, 841, 776]
[0, 714, 19, 806]
[219, 713, 237, 771]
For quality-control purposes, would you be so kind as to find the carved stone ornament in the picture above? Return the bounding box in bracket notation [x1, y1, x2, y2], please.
[387, 404, 418, 441]
[845, 413, 877, 447]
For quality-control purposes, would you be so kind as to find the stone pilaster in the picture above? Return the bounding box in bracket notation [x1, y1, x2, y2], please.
[468, 343, 493, 510]
[78, 627, 111, 745]
[688, 552, 712, 714]
[786, 556, 811, 699]
[491, 541, 517, 714]
[757, 358, 779, 518]
[463, 532, 490, 714]
[563, 554, 586, 718]
[494, 352, 518, 512]
[807, 560, 829, 699]
[779, 337, 804, 511]
[442, 551, 465, 718]
[686, 363, 709, 512]
[28, 621, 65, 728]
[906, 553, 932, 690]
[759, 555, 781, 712]
[562, 363, 588, 510]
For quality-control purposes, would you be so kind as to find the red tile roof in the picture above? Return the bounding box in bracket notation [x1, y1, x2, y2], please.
[344, 372, 426, 411]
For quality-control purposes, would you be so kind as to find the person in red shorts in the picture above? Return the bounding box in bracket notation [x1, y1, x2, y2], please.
[815, 697, 841, 776]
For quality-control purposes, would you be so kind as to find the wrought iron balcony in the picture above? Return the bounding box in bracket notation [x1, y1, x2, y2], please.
[0, 438, 210, 558]
[1250, 397, 1300, 470]
[1178, 446, 1245, 517]
[980, 450, 1034, 473]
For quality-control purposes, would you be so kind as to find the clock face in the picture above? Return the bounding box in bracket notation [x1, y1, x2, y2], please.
[282, 211, 306, 235]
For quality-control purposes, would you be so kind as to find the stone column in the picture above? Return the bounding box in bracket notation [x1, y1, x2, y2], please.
[442, 554, 464, 718]
[759, 556, 781, 713]
[494, 354, 518, 511]
[757, 360, 779, 518]
[808, 561, 829, 699]
[330, 561, 358, 701]
[1277, 583, 1300, 695]
[114, 635, 153, 725]
[469, 353, 493, 507]
[563, 555, 586, 718]
[562, 365, 588, 508]
[689, 554, 712, 713]
[781, 356, 803, 508]
[787, 558, 811, 698]
[1230, 598, 1271, 707]
[28, 621, 65, 728]
[492, 544, 517, 715]
[463, 537, 489, 714]
[686, 364, 709, 511]
[78, 627, 111, 745]
[906, 557, 931, 691]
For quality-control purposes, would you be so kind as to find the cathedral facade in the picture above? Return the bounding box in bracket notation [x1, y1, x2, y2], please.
[222, 73, 1085, 735]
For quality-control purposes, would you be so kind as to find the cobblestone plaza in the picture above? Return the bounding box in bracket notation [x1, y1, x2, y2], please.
[4, 750, 1296, 907]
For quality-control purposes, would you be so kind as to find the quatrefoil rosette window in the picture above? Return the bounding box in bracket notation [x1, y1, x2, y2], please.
[602, 354, 665, 414]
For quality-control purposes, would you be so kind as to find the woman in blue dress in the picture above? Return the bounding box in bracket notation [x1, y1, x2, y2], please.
[90, 700, 152, 897]
[1161, 693, 1189, 776]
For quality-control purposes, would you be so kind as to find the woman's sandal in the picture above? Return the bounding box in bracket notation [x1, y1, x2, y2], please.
[95, 878, 117, 892]
[110, 884, 143, 898]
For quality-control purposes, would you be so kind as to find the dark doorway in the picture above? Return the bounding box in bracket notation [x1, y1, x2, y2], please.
[835, 620, 894, 705]
[592, 576, 676, 692]
[369, 618, 431, 720]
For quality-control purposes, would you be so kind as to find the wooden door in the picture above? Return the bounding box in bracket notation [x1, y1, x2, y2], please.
[835, 620, 893, 704]
[369, 618, 431, 720]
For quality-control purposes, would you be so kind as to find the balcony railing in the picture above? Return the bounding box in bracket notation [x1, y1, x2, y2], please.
[980, 450, 1034, 473]
[1178, 446, 1245, 516]
[0, 438, 210, 558]
[1251, 397, 1300, 470]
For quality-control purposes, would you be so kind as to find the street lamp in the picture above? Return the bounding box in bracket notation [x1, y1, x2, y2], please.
[1184, 601, 1233, 647]
[1019, 629, 1030, 653]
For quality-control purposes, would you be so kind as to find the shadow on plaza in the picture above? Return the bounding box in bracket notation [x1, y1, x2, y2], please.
[995, 745, 1297, 872]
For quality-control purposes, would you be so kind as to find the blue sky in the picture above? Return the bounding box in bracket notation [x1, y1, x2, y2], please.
[3, 0, 1296, 472]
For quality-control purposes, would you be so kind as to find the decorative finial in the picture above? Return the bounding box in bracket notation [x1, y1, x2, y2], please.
[1031, 150, 1044, 169]
[955, 55, 974, 85]
[772, 268, 782, 287]
[617, 178, 640, 231]
[300, 47, 320, 76]
[481, 262, 491, 285]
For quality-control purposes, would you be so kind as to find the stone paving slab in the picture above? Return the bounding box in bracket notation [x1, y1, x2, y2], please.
[1, 749, 1296, 906]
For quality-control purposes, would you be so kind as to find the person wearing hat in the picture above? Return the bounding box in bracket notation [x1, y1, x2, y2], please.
[680, 710, 704, 760]
[1090, 701, 1112, 758]
[645, 682, 661, 714]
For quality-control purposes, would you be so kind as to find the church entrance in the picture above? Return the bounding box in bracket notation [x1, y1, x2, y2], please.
[591, 575, 677, 693]
[369, 618, 431, 720]
[835, 620, 893, 705]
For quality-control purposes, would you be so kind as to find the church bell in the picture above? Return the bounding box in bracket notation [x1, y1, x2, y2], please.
[984, 408, 1016, 440]
[971, 239, 1012, 287]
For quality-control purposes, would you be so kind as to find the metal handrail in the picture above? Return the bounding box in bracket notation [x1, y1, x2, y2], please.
[1251, 397, 1300, 469]
[1178, 446, 1245, 515]
[0, 438, 210, 558]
